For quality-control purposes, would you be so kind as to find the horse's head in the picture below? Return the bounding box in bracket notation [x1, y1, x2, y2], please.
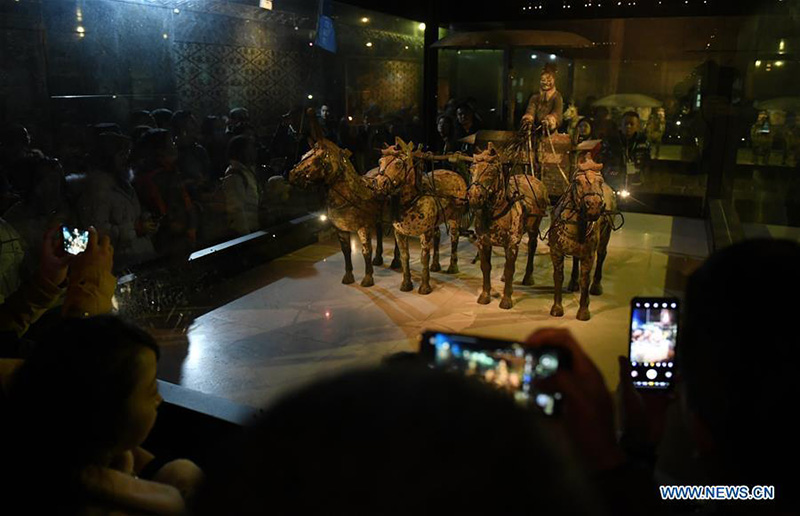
[288, 140, 347, 188]
[570, 169, 605, 221]
[467, 143, 503, 209]
[374, 137, 415, 196]
[565, 103, 579, 121]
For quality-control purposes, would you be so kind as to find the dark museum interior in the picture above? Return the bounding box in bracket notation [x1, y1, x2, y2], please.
[1, 0, 799, 514]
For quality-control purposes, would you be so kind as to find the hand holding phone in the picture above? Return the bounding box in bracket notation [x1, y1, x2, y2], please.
[38, 225, 73, 286]
[525, 328, 625, 470]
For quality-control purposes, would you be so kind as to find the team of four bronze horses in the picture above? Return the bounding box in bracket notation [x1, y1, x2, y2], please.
[288, 133, 617, 321]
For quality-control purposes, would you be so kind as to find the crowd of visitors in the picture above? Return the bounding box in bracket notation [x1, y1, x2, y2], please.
[0, 107, 307, 281]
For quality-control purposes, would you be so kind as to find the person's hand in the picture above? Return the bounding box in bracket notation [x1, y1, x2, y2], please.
[70, 227, 113, 277]
[38, 225, 73, 287]
[616, 356, 674, 452]
[521, 114, 534, 130]
[525, 328, 626, 470]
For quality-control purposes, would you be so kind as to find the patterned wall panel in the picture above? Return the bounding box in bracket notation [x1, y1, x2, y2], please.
[172, 42, 319, 124]
[348, 59, 422, 116]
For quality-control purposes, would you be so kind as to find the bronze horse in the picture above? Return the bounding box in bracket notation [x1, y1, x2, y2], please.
[566, 170, 618, 297]
[289, 139, 386, 287]
[467, 143, 548, 309]
[547, 156, 607, 321]
[372, 139, 468, 295]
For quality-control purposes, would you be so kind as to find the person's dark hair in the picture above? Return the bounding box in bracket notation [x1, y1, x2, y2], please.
[0, 123, 31, 151]
[229, 122, 256, 138]
[2, 316, 160, 511]
[229, 107, 250, 123]
[680, 239, 800, 510]
[456, 102, 474, 114]
[201, 116, 220, 137]
[195, 366, 598, 515]
[622, 111, 640, 121]
[436, 114, 455, 138]
[130, 110, 157, 130]
[130, 124, 152, 143]
[132, 128, 173, 172]
[170, 110, 195, 136]
[227, 134, 255, 163]
[92, 132, 132, 176]
[151, 108, 174, 129]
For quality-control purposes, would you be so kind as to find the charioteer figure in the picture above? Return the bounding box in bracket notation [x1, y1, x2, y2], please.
[520, 63, 563, 136]
[520, 63, 563, 177]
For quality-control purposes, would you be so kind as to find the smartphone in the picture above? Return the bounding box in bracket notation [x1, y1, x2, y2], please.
[419, 331, 570, 416]
[62, 225, 90, 256]
[629, 297, 679, 391]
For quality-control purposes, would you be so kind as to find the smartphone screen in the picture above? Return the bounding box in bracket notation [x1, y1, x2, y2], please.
[629, 298, 679, 390]
[62, 226, 90, 256]
[419, 331, 567, 415]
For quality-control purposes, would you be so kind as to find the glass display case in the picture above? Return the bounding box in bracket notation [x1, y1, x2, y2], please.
[1, 0, 798, 409]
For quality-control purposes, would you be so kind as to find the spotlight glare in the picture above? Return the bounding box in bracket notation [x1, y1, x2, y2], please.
[361, 17, 369, 23]
[418, 22, 426, 31]
[365, 41, 373, 47]
[307, 94, 313, 99]
[320, 214, 328, 221]
[550, 54, 557, 60]
[620, 189, 630, 198]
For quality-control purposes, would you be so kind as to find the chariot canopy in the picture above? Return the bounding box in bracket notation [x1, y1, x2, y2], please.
[754, 97, 800, 112]
[432, 30, 592, 49]
[592, 94, 662, 108]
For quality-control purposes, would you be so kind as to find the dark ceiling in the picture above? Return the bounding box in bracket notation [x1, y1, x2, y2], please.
[336, 0, 798, 27]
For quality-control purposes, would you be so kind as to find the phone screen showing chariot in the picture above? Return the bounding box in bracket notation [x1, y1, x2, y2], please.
[629, 298, 679, 390]
[422, 332, 564, 415]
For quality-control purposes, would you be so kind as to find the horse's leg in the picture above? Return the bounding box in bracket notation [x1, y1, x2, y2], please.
[550, 250, 565, 317]
[372, 222, 384, 266]
[499, 243, 519, 310]
[591, 224, 611, 296]
[522, 224, 539, 286]
[567, 256, 580, 292]
[390, 229, 402, 270]
[338, 230, 355, 285]
[358, 226, 375, 287]
[446, 218, 460, 274]
[477, 237, 492, 305]
[418, 231, 433, 295]
[430, 226, 442, 272]
[396, 232, 413, 292]
[576, 253, 595, 321]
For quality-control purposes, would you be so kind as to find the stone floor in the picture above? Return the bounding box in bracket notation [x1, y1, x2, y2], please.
[156, 212, 709, 410]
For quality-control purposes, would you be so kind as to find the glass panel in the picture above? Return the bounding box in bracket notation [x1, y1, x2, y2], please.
[437, 49, 505, 145]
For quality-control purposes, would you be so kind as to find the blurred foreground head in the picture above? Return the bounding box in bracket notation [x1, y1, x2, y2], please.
[681, 239, 800, 510]
[196, 366, 600, 516]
